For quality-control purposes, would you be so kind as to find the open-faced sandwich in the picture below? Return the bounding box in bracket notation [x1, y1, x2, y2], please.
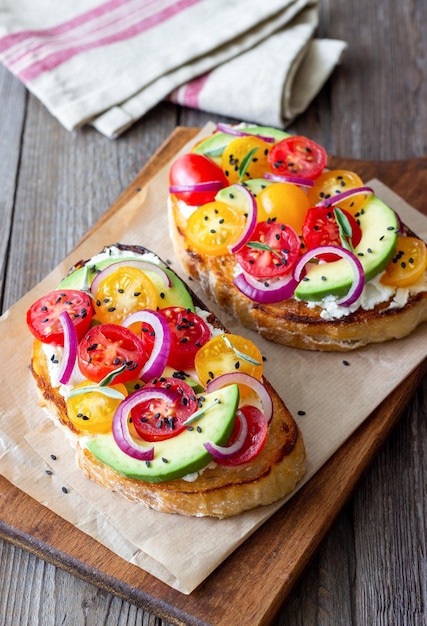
[27, 244, 306, 518]
[168, 123, 427, 351]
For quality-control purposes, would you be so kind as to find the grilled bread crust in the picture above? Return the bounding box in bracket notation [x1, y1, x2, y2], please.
[169, 196, 427, 351]
[29, 247, 306, 518]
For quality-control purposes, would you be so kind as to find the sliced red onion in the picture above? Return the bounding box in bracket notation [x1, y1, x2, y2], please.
[227, 184, 258, 254]
[206, 373, 273, 424]
[316, 186, 374, 208]
[122, 310, 171, 382]
[233, 270, 297, 303]
[263, 172, 314, 188]
[395, 210, 404, 233]
[112, 387, 179, 460]
[204, 409, 248, 460]
[90, 259, 171, 296]
[216, 122, 275, 143]
[58, 311, 77, 385]
[169, 181, 224, 194]
[294, 245, 365, 307]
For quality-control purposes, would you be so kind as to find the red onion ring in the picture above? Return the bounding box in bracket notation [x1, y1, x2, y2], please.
[227, 184, 258, 254]
[233, 270, 297, 303]
[294, 245, 365, 307]
[206, 373, 273, 424]
[216, 122, 275, 143]
[112, 387, 179, 460]
[169, 181, 224, 194]
[316, 186, 374, 208]
[90, 259, 171, 296]
[122, 310, 171, 382]
[263, 172, 314, 188]
[204, 409, 248, 460]
[58, 311, 77, 385]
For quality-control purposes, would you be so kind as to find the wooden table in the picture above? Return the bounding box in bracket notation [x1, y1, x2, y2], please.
[1, 2, 426, 624]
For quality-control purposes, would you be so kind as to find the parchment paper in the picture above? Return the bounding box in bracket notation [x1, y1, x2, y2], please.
[1, 125, 427, 594]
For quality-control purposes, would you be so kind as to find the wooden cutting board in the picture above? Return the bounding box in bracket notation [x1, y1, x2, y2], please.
[1, 127, 426, 626]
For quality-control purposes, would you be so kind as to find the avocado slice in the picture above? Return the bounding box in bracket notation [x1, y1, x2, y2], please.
[193, 126, 290, 165]
[215, 178, 273, 208]
[58, 256, 194, 311]
[295, 195, 399, 302]
[85, 384, 239, 482]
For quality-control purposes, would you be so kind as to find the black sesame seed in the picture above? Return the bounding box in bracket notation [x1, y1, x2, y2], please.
[61, 487, 68, 494]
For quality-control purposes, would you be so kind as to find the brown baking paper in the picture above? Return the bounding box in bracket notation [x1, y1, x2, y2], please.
[1, 124, 427, 594]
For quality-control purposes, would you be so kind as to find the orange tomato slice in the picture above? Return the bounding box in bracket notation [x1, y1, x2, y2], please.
[381, 236, 427, 287]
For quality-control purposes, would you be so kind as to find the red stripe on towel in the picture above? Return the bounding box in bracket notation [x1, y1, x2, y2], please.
[0, 0, 203, 82]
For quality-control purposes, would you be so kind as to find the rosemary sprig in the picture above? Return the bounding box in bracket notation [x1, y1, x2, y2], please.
[238, 147, 259, 182]
[223, 335, 262, 366]
[334, 207, 354, 252]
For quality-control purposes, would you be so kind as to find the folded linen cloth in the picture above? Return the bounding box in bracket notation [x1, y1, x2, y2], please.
[0, 0, 346, 138]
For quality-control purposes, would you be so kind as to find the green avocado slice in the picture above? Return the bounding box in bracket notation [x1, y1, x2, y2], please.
[295, 195, 399, 302]
[193, 126, 290, 165]
[85, 384, 239, 482]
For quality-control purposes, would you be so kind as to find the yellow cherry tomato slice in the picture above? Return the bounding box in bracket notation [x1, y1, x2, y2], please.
[256, 182, 311, 235]
[221, 136, 272, 184]
[93, 266, 158, 324]
[307, 170, 367, 215]
[194, 333, 263, 388]
[381, 236, 427, 287]
[66, 381, 128, 434]
[185, 201, 246, 256]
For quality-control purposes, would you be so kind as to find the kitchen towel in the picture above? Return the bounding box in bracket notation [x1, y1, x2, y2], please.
[0, 0, 346, 137]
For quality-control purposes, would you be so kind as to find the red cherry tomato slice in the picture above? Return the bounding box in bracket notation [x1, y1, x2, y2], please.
[26, 289, 93, 346]
[214, 405, 268, 466]
[302, 207, 362, 262]
[140, 306, 211, 371]
[78, 323, 146, 384]
[236, 221, 301, 279]
[130, 377, 198, 441]
[169, 153, 228, 205]
[268, 136, 328, 180]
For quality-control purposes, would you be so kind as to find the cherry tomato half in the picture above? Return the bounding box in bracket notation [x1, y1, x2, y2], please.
[140, 306, 212, 371]
[169, 153, 228, 205]
[185, 201, 247, 256]
[256, 182, 311, 235]
[221, 136, 272, 184]
[236, 221, 301, 279]
[213, 405, 268, 466]
[302, 206, 362, 262]
[268, 136, 327, 180]
[78, 323, 146, 384]
[26, 289, 93, 346]
[130, 377, 198, 441]
[66, 380, 128, 435]
[195, 333, 263, 387]
[307, 169, 367, 215]
[381, 236, 427, 287]
[93, 266, 158, 325]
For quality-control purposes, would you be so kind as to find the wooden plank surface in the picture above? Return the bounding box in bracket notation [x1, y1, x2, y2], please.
[1, 0, 427, 624]
[1, 125, 427, 626]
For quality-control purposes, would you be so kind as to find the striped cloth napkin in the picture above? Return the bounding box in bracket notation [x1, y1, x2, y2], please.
[0, 0, 346, 138]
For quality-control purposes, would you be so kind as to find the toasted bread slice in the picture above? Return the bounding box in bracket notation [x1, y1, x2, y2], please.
[29, 245, 306, 518]
[169, 196, 427, 351]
